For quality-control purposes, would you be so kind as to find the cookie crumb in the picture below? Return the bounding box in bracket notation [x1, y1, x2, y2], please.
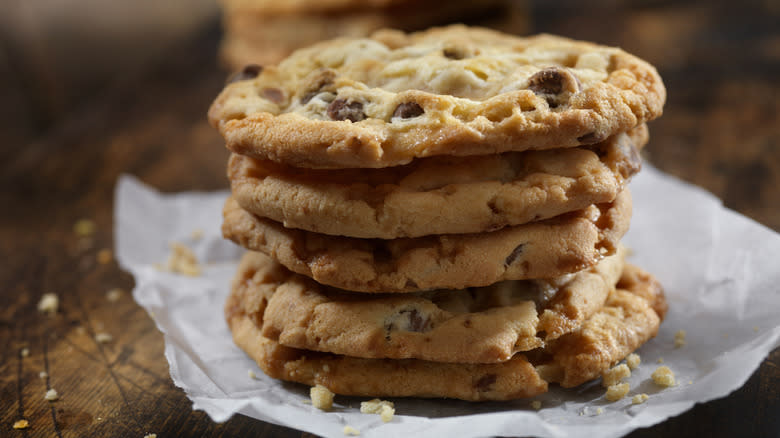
[74, 219, 96, 237]
[106, 288, 123, 302]
[39, 371, 48, 379]
[310, 384, 334, 411]
[605, 382, 630, 401]
[656, 357, 664, 364]
[20, 348, 30, 357]
[13, 419, 29, 429]
[97, 249, 113, 265]
[595, 407, 603, 415]
[95, 333, 113, 344]
[626, 353, 641, 370]
[632, 393, 649, 405]
[753, 326, 759, 332]
[651, 366, 676, 387]
[602, 364, 631, 387]
[343, 425, 360, 436]
[674, 330, 686, 348]
[248, 370, 257, 379]
[191, 229, 204, 241]
[162, 243, 202, 276]
[144, 434, 157, 438]
[361, 399, 395, 422]
[45, 388, 59, 401]
[531, 400, 542, 410]
[38, 293, 59, 314]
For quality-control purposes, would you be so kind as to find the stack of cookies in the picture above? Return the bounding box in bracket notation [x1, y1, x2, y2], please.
[209, 25, 668, 401]
[218, 0, 524, 69]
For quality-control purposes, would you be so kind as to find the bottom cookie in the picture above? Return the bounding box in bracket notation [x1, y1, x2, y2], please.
[226, 264, 666, 401]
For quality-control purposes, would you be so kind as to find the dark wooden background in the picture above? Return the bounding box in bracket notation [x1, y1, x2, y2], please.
[1, 0, 778, 436]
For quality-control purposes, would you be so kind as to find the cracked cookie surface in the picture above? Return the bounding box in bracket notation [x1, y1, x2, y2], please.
[221, 190, 631, 292]
[228, 247, 625, 363]
[225, 263, 665, 400]
[209, 25, 665, 168]
[230, 126, 644, 238]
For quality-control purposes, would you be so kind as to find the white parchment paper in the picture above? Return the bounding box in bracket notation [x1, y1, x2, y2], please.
[115, 166, 780, 438]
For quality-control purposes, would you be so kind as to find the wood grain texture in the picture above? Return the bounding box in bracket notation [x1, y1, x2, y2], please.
[1, 1, 778, 437]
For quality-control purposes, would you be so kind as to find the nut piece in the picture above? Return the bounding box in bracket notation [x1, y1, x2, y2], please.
[652, 366, 676, 387]
[605, 383, 630, 401]
[632, 393, 649, 405]
[601, 364, 631, 388]
[674, 330, 686, 348]
[38, 293, 59, 314]
[361, 399, 395, 423]
[45, 388, 59, 401]
[626, 353, 641, 370]
[310, 384, 334, 411]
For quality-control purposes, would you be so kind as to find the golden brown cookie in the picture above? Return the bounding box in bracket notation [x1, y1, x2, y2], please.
[225, 263, 665, 400]
[229, 126, 645, 238]
[209, 25, 665, 168]
[536, 264, 667, 387]
[221, 190, 631, 292]
[229, 247, 625, 363]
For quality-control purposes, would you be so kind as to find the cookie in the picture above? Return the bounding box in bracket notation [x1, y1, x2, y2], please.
[219, 1, 510, 68]
[221, 190, 631, 292]
[221, 0, 416, 16]
[229, 126, 645, 238]
[208, 25, 665, 168]
[230, 246, 625, 363]
[536, 264, 667, 387]
[225, 263, 665, 400]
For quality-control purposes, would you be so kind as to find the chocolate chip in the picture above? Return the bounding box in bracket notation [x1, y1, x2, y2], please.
[505, 244, 525, 266]
[392, 102, 424, 119]
[527, 67, 581, 108]
[226, 64, 263, 84]
[327, 99, 365, 122]
[443, 47, 465, 60]
[261, 87, 284, 104]
[404, 309, 427, 332]
[475, 374, 497, 392]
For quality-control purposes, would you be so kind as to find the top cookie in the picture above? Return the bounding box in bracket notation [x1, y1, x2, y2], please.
[209, 25, 665, 168]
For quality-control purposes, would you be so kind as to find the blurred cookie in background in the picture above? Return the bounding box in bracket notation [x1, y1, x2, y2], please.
[218, 0, 529, 69]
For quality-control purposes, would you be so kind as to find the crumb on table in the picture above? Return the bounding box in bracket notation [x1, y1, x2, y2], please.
[626, 353, 641, 370]
[360, 399, 395, 422]
[343, 425, 360, 436]
[652, 366, 676, 387]
[13, 419, 30, 429]
[310, 384, 334, 411]
[45, 388, 59, 401]
[602, 363, 631, 387]
[605, 383, 630, 401]
[674, 330, 686, 348]
[38, 293, 59, 314]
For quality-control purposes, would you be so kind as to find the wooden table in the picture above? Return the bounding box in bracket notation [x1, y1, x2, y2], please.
[1, 1, 778, 436]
